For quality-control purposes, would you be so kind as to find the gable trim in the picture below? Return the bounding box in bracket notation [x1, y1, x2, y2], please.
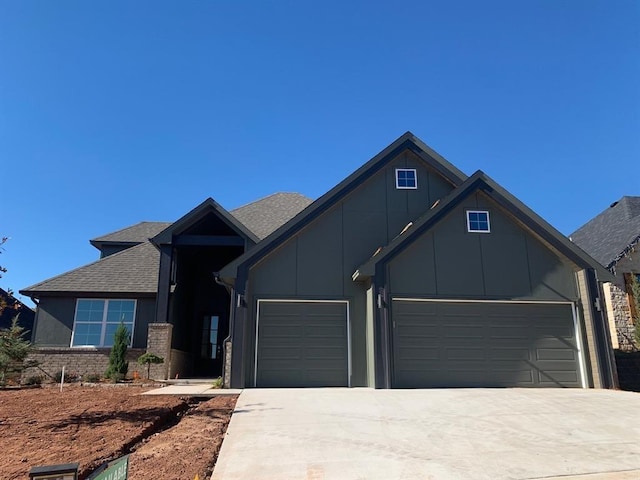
[219, 132, 469, 285]
[151, 198, 260, 246]
[354, 170, 614, 283]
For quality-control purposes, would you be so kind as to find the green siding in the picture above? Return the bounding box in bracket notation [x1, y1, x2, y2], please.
[33, 297, 76, 346]
[248, 150, 456, 387]
[388, 192, 579, 302]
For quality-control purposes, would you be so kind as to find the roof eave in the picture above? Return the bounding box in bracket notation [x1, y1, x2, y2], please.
[220, 132, 469, 280]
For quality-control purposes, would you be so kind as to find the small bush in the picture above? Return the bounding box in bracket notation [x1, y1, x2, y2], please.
[23, 375, 42, 386]
[137, 352, 164, 379]
[212, 376, 223, 388]
[54, 370, 79, 383]
[84, 373, 101, 383]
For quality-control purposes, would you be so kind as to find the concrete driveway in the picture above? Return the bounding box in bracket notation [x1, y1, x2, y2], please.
[212, 388, 640, 480]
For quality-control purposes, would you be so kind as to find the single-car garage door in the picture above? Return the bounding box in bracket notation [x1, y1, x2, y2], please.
[392, 300, 582, 388]
[256, 301, 349, 387]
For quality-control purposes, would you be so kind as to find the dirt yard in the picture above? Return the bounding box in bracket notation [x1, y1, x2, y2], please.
[0, 384, 237, 480]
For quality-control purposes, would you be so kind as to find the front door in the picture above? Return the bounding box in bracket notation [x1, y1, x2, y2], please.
[195, 314, 224, 377]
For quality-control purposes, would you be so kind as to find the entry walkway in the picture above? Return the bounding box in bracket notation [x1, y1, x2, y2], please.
[212, 388, 640, 480]
[142, 384, 242, 396]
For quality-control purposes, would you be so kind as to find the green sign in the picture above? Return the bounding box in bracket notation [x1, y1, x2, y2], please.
[87, 455, 128, 480]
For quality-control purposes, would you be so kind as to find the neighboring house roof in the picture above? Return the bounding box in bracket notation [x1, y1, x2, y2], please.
[20, 241, 160, 296]
[0, 288, 35, 333]
[231, 192, 314, 240]
[570, 196, 640, 270]
[353, 170, 614, 283]
[220, 132, 469, 282]
[90, 221, 172, 249]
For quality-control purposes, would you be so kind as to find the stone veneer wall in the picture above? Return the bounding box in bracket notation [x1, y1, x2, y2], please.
[603, 282, 636, 351]
[23, 348, 145, 380]
[223, 340, 232, 388]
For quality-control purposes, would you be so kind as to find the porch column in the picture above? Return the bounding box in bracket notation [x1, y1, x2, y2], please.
[155, 244, 172, 324]
[146, 323, 173, 380]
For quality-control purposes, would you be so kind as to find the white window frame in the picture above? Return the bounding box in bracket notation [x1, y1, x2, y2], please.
[466, 210, 491, 233]
[70, 298, 137, 348]
[395, 168, 418, 189]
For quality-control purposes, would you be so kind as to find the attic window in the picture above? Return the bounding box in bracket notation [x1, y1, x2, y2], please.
[467, 210, 490, 233]
[395, 169, 417, 189]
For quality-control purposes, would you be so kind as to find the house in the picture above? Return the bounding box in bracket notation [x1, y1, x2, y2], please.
[570, 196, 640, 350]
[0, 287, 35, 336]
[21, 132, 617, 389]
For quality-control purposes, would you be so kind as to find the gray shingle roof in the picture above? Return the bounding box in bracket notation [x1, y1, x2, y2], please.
[91, 222, 172, 245]
[230, 192, 314, 239]
[21, 192, 312, 297]
[570, 196, 640, 269]
[21, 241, 159, 295]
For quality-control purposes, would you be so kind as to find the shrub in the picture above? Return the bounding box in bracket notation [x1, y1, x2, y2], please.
[0, 316, 38, 386]
[54, 370, 79, 383]
[105, 323, 130, 382]
[84, 373, 101, 383]
[212, 376, 223, 389]
[137, 352, 164, 379]
[23, 375, 42, 386]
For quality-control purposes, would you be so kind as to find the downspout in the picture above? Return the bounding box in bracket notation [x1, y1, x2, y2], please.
[213, 272, 236, 388]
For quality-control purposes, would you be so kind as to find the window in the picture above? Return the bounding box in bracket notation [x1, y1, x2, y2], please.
[467, 210, 491, 233]
[201, 315, 220, 359]
[71, 299, 136, 347]
[395, 168, 417, 189]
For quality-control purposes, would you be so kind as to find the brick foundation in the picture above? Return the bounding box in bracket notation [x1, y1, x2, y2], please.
[23, 347, 145, 381]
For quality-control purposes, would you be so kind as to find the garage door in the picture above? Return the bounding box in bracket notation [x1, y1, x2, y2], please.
[256, 301, 349, 387]
[392, 300, 582, 388]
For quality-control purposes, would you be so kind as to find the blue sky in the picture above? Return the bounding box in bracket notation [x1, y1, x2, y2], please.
[1, 1, 638, 306]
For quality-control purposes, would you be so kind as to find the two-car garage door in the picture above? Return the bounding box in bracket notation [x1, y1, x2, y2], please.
[392, 299, 582, 388]
[255, 301, 349, 387]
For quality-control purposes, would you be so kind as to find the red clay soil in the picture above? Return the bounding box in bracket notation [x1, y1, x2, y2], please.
[0, 384, 237, 480]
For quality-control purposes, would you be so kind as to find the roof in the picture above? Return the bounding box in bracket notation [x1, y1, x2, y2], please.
[231, 192, 314, 239]
[570, 196, 640, 269]
[20, 241, 160, 297]
[353, 170, 614, 283]
[0, 288, 35, 332]
[220, 131, 469, 282]
[151, 198, 261, 246]
[90, 222, 172, 247]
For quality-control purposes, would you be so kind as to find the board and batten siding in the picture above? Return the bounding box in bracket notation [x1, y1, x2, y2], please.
[247, 151, 456, 386]
[387, 192, 579, 302]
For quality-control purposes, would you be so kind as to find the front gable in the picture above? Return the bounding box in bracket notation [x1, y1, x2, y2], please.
[246, 140, 465, 299]
[220, 132, 467, 285]
[355, 170, 614, 288]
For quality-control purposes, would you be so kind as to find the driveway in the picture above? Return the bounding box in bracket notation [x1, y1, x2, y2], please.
[212, 388, 640, 480]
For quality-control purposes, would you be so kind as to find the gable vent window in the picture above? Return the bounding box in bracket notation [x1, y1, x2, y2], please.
[396, 168, 417, 189]
[467, 210, 491, 233]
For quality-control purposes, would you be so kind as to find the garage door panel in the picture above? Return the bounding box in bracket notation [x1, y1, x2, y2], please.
[256, 301, 348, 387]
[392, 300, 580, 388]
